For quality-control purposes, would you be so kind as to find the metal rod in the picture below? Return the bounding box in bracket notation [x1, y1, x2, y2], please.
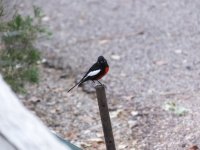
[95, 85, 116, 150]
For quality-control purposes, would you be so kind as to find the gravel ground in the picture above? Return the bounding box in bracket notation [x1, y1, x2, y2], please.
[14, 0, 200, 149]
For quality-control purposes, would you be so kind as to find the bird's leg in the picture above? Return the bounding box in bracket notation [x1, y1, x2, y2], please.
[97, 80, 103, 85]
[92, 80, 96, 87]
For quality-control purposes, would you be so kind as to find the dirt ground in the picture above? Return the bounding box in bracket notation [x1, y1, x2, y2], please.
[15, 0, 200, 149]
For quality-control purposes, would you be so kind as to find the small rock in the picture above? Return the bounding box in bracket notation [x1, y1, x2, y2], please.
[131, 111, 139, 117]
[99, 39, 110, 45]
[128, 120, 138, 128]
[80, 142, 91, 148]
[88, 138, 104, 143]
[153, 60, 167, 66]
[123, 95, 135, 101]
[83, 130, 91, 134]
[182, 59, 187, 63]
[96, 132, 103, 138]
[29, 97, 40, 103]
[174, 49, 182, 54]
[110, 109, 123, 118]
[42, 16, 50, 22]
[120, 72, 127, 77]
[111, 54, 121, 60]
[118, 144, 128, 149]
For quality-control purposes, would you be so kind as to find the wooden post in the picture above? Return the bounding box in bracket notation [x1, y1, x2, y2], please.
[95, 85, 116, 150]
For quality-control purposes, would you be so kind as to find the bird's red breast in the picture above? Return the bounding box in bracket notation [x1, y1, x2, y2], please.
[97, 66, 109, 79]
[105, 66, 109, 74]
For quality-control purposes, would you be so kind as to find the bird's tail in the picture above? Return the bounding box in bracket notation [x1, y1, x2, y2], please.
[67, 80, 82, 92]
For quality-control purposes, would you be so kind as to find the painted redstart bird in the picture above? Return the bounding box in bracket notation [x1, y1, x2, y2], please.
[68, 56, 109, 92]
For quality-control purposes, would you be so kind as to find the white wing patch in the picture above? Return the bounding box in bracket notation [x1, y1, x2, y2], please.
[87, 69, 101, 77]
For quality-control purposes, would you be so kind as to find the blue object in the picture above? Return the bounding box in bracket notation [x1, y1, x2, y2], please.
[51, 131, 82, 150]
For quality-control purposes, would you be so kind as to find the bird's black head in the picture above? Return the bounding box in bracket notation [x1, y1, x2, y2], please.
[97, 56, 108, 67]
[97, 56, 106, 63]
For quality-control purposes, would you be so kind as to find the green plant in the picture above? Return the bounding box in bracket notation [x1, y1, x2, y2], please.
[0, 6, 50, 92]
[0, 0, 3, 17]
